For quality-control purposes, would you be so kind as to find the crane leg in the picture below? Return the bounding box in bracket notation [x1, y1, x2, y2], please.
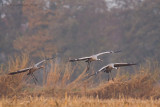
[110, 72, 114, 81]
[32, 73, 38, 82]
[31, 74, 37, 84]
[86, 62, 91, 72]
[24, 74, 32, 83]
[108, 73, 110, 81]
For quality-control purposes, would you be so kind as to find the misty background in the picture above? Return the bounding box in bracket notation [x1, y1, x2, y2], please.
[0, 0, 160, 75]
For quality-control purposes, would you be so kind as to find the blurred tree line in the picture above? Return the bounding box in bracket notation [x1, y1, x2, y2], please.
[0, 0, 160, 64]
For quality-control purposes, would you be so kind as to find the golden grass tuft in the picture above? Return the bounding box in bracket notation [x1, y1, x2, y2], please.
[81, 62, 160, 99]
[0, 54, 29, 97]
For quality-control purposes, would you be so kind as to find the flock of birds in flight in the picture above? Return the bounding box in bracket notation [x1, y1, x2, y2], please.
[8, 50, 136, 84]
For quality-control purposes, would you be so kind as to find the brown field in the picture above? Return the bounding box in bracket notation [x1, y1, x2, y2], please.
[0, 55, 160, 107]
[1, 97, 160, 107]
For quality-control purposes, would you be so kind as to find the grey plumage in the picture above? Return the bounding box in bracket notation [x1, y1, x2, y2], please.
[86, 63, 136, 81]
[69, 50, 121, 72]
[8, 57, 55, 84]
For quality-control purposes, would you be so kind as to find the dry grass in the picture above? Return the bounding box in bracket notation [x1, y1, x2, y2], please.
[1, 96, 160, 107]
[84, 72, 160, 99]
[0, 54, 160, 107]
[0, 54, 92, 98]
[0, 54, 29, 97]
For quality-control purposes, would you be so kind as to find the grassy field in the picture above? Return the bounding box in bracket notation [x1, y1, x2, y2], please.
[1, 96, 160, 107]
[0, 55, 160, 107]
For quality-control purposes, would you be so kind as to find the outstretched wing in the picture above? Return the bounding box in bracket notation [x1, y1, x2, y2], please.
[69, 56, 91, 62]
[98, 65, 108, 72]
[85, 66, 108, 79]
[34, 57, 55, 67]
[34, 60, 46, 67]
[113, 63, 136, 67]
[95, 50, 121, 57]
[8, 67, 31, 75]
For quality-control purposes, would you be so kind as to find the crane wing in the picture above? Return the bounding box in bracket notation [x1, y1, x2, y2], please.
[8, 67, 31, 75]
[113, 63, 136, 67]
[85, 66, 108, 79]
[34, 57, 55, 67]
[69, 56, 91, 62]
[98, 65, 108, 71]
[34, 60, 46, 67]
[95, 50, 121, 57]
